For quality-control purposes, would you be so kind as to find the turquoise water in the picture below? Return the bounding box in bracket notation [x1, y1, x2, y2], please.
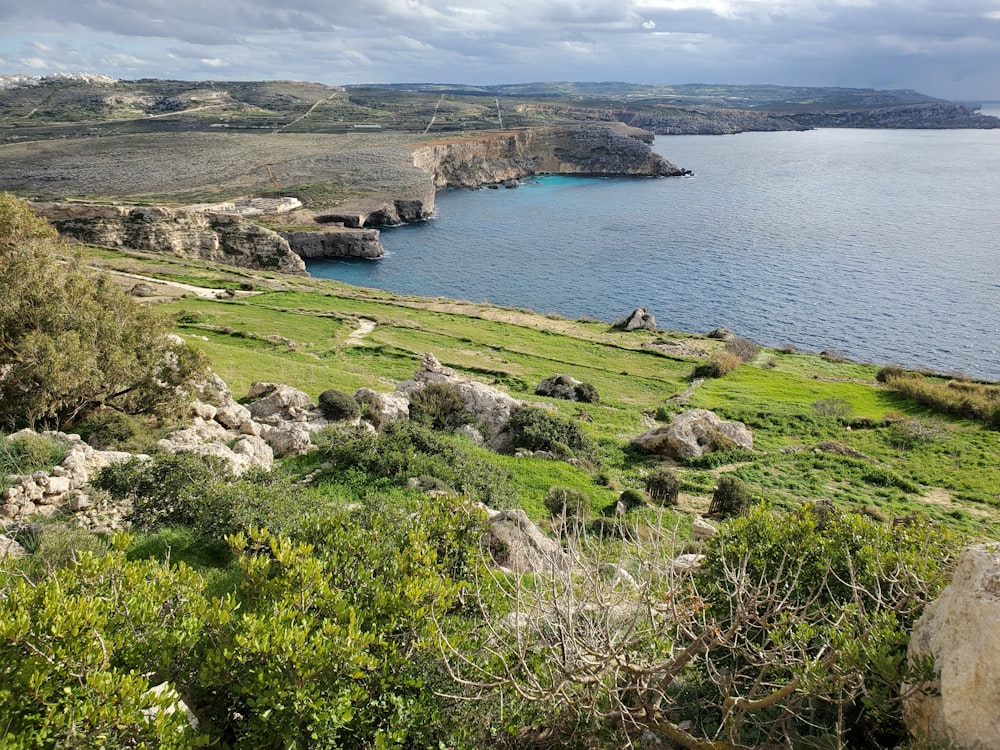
[308, 129, 1000, 380]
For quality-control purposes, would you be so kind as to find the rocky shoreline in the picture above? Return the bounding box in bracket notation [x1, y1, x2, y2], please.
[30, 123, 685, 271]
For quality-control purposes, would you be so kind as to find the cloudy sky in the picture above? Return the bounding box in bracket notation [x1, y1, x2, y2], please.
[2, 0, 999, 99]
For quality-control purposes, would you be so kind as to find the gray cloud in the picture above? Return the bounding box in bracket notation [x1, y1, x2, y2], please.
[0, 0, 997, 98]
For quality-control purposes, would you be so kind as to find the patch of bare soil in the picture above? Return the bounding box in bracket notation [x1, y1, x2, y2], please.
[921, 488, 994, 519]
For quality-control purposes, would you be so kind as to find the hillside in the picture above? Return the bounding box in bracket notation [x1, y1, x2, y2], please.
[2, 77, 996, 144]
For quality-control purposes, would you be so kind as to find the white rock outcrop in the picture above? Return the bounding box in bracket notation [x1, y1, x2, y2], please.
[632, 409, 753, 459]
[904, 543, 1000, 749]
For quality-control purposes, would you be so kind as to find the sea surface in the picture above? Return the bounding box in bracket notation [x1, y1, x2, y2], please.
[307, 126, 1000, 381]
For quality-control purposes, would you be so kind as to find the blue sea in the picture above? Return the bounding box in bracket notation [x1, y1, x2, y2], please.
[308, 125, 1000, 381]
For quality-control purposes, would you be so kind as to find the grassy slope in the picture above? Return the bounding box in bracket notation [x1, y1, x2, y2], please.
[83, 244, 1000, 539]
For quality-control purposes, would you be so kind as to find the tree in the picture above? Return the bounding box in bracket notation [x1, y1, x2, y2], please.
[0, 193, 207, 429]
[439, 505, 957, 749]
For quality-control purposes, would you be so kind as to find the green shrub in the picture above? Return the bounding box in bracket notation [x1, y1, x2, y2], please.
[325, 421, 517, 508]
[644, 466, 680, 506]
[543, 485, 590, 520]
[408, 381, 468, 431]
[683, 447, 756, 469]
[617, 488, 646, 511]
[75, 411, 159, 453]
[14, 522, 109, 579]
[694, 350, 742, 378]
[1, 433, 67, 484]
[506, 406, 596, 459]
[708, 474, 752, 517]
[318, 388, 361, 421]
[94, 453, 319, 540]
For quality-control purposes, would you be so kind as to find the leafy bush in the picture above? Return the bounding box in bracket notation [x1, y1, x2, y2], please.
[325, 420, 517, 508]
[644, 466, 680, 506]
[0, 193, 208, 429]
[94, 453, 318, 540]
[694, 350, 742, 378]
[408, 381, 468, 431]
[725, 336, 759, 362]
[543, 485, 590, 520]
[318, 388, 361, 421]
[75, 410, 159, 453]
[708, 473, 752, 517]
[506, 406, 596, 459]
[617, 488, 646, 511]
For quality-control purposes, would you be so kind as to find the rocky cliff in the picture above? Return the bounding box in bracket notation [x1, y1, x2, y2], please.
[412, 123, 684, 189]
[32, 203, 309, 275]
[281, 227, 384, 260]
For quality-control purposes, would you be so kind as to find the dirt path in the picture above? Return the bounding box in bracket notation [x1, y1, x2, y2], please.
[104, 270, 258, 299]
[345, 318, 377, 345]
[274, 93, 337, 134]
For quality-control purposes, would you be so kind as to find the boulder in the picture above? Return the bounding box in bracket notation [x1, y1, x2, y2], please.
[247, 382, 316, 423]
[535, 374, 581, 400]
[633, 409, 753, 460]
[615, 307, 657, 332]
[904, 543, 1000, 749]
[260, 426, 312, 457]
[354, 388, 410, 430]
[194, 372, 235, 407]
[0, 534, 27, 560]
[483, 508, 570, 574]
[231, 435, 274, 471]
[214, 402, 253, 431]
[397, 353, 527, 441]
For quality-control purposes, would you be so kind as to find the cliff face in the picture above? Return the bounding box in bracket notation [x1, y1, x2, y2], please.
[33, 203, 308, 275]
[412, 123, 684, 190]
[281, 228, 384, 260]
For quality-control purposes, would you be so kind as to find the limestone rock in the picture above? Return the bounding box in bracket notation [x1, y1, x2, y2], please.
[259, 426, 312, 458]
[396, 353, 527, 442]
[671, 553, 705, 574]
[247, 382, 316, 423]
[904, 543, 1000, 749]
[483, 508, 570, 574]
[231, 436, 274, 471]
[195, 373, 235, 407]
[0, 534, 27, 560]
[633, 409, 753, 460]
[691, 517, 718, 541]
[214, 403, 253, 431]
[354, 388, 410, 430]
[615, 307, 657, 332]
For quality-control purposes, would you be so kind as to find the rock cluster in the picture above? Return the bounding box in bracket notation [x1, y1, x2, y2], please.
[360, 353, 533, 450]
[535, 374, 599, 403]
[280, 227, 384, 259]
[482, 507, 570, 574]
[160, 374, 338, 473]
[1, 431, 137, 527]
[633, 409, 753, 460]
[904, 543, 1000, 749]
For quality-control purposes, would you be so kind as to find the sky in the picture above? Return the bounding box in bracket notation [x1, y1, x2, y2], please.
[1, 0, 999, 100]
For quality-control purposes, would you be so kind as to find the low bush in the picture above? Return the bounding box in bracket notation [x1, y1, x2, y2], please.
[876, 364, 905, 383]
[617, 488, 646, 511]
[1, 433, 67, 484]
[324, 421, 517, 508]
[93, 453, 319, 540]
[408, 381, 468, 431]
[683, 447, 756, 469]
[644, 466, 680, 506]
[708, 474, 752, 517]
[884, 374, 1000, 426]
[725, 336, 759, 362]
[506, 406, 596, 460]
[318, 388, 360, 421]
[694, 350, 742, 378]
[75, 411, 159, 453]
[573, 382, 601, 404]
[813, 397, 853, 419]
